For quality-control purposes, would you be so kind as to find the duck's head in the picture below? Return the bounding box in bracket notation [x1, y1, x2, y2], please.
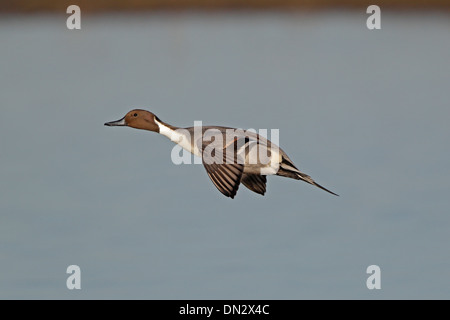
[104, 109, 161, 132]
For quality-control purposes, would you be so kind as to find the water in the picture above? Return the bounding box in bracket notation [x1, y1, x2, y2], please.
[0, 11, 449, 299]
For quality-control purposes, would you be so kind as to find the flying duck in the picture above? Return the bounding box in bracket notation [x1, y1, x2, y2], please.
[105, 109, 338, 198]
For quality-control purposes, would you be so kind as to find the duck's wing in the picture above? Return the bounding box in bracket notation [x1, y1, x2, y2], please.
[241, 174, 267, 196]
[202, 162, 243, 199]
[200, 131, 244, 199]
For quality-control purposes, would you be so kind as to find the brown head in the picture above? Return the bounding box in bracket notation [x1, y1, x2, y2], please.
[104, 109, 161, 132]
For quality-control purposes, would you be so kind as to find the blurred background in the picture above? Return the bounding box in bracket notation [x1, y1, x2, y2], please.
[2, 0, 450, 12]
[1, 1, 449, 299]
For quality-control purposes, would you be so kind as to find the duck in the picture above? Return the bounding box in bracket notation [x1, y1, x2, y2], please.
[105, 109, 338, 198]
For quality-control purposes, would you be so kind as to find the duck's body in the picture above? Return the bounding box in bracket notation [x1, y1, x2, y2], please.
[105, 109, 337, 198]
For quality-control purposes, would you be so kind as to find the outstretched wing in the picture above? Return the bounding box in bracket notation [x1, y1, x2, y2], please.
[201, 132, 244, 199]
[240, 174, 267, 196]
[202, 162, 243, 198]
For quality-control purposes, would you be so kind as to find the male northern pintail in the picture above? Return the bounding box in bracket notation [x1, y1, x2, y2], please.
[105, 109, 338, 198]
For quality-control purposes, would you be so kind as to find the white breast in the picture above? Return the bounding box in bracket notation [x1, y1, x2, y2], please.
[155, 119, 201, 157]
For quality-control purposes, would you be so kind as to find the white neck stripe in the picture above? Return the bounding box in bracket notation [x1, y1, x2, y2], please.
[154, 118, 174, 139]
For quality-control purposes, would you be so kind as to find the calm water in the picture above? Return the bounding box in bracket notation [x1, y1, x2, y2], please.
[0, 11, 449, 299]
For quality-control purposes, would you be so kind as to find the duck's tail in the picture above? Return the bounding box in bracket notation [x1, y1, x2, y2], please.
[277, 158, 339, 196]
[295, 171, 339, 196]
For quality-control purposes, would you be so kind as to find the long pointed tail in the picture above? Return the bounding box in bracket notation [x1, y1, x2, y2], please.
[296, 172, 339, 196]
[277, 156, 339, 196]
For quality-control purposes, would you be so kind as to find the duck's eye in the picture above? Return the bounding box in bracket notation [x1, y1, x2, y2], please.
[133, 113, 138, 117]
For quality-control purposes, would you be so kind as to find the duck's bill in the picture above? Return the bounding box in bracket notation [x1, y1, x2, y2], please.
[104, 117, 126, 126]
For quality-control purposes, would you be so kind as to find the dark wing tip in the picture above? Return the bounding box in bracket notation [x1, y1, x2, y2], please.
[203, 163, 243, 199]
[240, 174, 267, 196]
